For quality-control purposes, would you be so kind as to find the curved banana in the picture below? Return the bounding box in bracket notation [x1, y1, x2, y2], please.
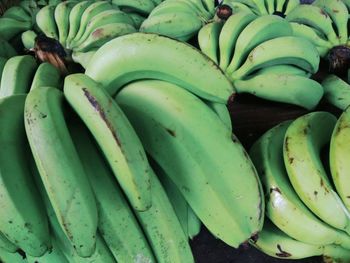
[0, 55, 37, 98]
[290, 22, 332, 57]
[0, 95, 50, 257]
[153, 162, 189, 237]
[66, 0, 92, 48]
[85, 33, 234, 103]
[71, 1, 115, 47]
[132, 168, 194, 263]
[30, 62, 62, 90]
[284, 0, 299, 14]
[329, 107, 350, 212]
[252, 0, 268, 14]
[24, 86, 98, 257]
[2, 5, 32, 22]
[284, 112, 350, 235]
[69, 120, 155, 263]
[54, 1, 77, 46]
[230, 36, 320, 80]
[218, 11, 257, 70]
[322, 74, 350, 110]
[265, 0, 275, 14]
[0, 17, 32, 41]
[26, 237, 69, 263]
[204, 100, 232, 130]
[72, 9, 134, 48]
[249, 121, 350, 248]
[63, 73, 152, 211]
[115, 79, 264, 248]
[36, 5, 59, 39]
[233, 73, 323, 110]
[313, 0, 348, 44]
[198, 21, 223, 64]
[0, 232, 17, 253]
[251, 219, 324, 260]
[286, 4, 339, 45]
[256, 64, 309, 77]
[73, 22, 136, 52]
[226, 14, 293, 73]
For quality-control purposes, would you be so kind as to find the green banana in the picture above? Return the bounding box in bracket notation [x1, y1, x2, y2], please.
[69, 120, 156, 263]
[265, 0, 275, 14]
[187, 206, 201, 240]
[111, 0, 155, 15]
[233, 73, 323, 110]
[286, 4, 339, 45]
[290, 22, 332, 57]
[132, 168, 195, 263]
[322, 74, 350, 110]
[230, 36, 320, 80]
[222, 0, 257, 14]
[251, 219, 324, 259]
[24, 86, 98, 257]
[0, 95, 50, 256]
[198, 21, 223, 64]
[226, 15, 293, 73]
[66, 0, 92, 48]
[36, 5, 59, 39]
[284, 0, 299, 14]
[72, 9, 135, 48]
[26, 237, 69, 263]
[73, 22, 136, 53]
[0, 248, 27, 263]
[0, 17, 31, 41]
[0, 232, 17, 253]
[250, 121, 350, 248]
[71, 49, 97, 69]
[204, 100, 232, 130]
[0, 38, 17, 59]
[256, 64, 309, 77]
[329, 107, 350, 212]
[54, 1, 77, 46]
[63, 73, 152, 211]
[71, 1, 115, 47]
[115, 79, 264, 248]
[21, 30, 37, 50]
[313, 0, 348, 44]
[30, 62, 62, 90]
[284, 112, 350, 235]
[218, 11, 257, 70]
[153, 161, 189, 237]
[0, 55, 37, 98]
[85, 32, 235, 103]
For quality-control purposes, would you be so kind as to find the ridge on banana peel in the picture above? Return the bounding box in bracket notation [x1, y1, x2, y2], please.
[284, 112, 350, 235]
[250, 121, 350, 249]
[115, 79, 264, 249]
[63, 73, 152, 211]
[85, 32, 235, 104]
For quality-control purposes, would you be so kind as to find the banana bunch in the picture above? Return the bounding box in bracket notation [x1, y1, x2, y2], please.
[140, 0, 216, 41]
[222, 0, 300, 16]
[285, 0, 349, 64]
[32, 0, 137, 67]
[249, 110, 350, 261]
[0, 0, 37, 41]
[197, 12, 323, 109]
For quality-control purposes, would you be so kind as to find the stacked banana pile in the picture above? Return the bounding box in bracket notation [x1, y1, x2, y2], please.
[249, 109, 350, 262]
[2, 0, 350, 262]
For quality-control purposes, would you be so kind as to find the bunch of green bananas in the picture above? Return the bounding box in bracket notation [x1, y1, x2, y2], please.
[0, 0, 37, 41]
[222, 0, 301, 16]
[197, 12, 323, 110]
[249, 109, 350, 262]
[25, 0, 139, 67]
